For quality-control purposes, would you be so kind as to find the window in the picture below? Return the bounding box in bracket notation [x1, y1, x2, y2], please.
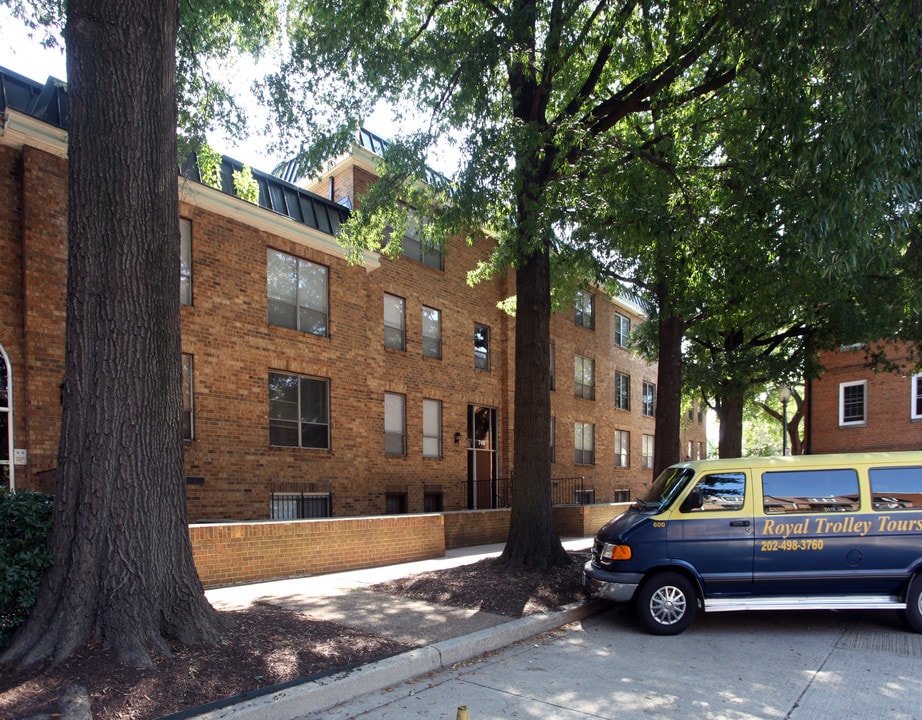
[385, 392, 406, 456]
[615, 372, 631, 411]
[401, 213, 443, 270]
[474, 323, 490, 370]
[614, 313, 630, 347]
[422, 306, 441, 359]
[268, 372, 330, 449]
[182, 354, 194, 441]
[267, 249, 329, 337]
[642, 382, 656, 417]
[684, 473, 746, 513]
[550, 416, 556, 463]
[575, 421, 595, 465]
[697, 441, 704, 460]
[384, 293, 406, 350]
[180, 218, 192, 306]
[762, 468, 859, 514]
[913, 375, 922, 420]
[423, 398, 441, 457]
[575, 355, 595, 400]
[870, 466, 922, 510]
[686, 441, 693, 460]
[574, 290, 594, 329]
[1, 349, 10, 489]
[614, 430, 630, 468]
[642, 434, 654, 469]
[270, 492, 331, 519]
[549, 345, 556, 391]
[839, 380, 867, 426]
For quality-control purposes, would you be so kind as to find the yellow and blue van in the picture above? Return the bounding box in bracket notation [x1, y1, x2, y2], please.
[583, 451, 922, 634]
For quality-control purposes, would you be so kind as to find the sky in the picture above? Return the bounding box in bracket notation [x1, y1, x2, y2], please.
[0, 7, 458, 177]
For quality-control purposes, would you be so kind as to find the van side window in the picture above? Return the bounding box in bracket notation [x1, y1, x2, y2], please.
[869, 466, 922, 510]
[685, 473, 746, 512]
[762, 469, 859, 514]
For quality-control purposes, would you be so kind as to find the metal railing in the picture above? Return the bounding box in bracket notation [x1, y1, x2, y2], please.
[469, 475, 594, 508]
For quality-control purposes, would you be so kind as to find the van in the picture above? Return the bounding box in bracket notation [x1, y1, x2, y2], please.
[583, 451, 922, 635]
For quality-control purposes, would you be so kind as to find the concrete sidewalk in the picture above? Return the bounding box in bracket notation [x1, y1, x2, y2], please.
[192, 537, 599, 719]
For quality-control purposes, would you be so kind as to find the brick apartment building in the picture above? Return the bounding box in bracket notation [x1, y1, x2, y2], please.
[806, 343, 922, 454]
[0, 66, 707, 521]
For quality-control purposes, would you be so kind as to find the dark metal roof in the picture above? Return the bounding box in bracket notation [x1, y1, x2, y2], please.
[1, 64, 347, 238]
[0, 66, 67, 127]
[356, 128, 450, 188]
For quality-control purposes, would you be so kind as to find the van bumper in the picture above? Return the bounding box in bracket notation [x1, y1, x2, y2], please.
[582, 560, 643, 602]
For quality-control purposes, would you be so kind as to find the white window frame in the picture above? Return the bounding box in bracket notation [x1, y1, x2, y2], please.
[385, 392, 407, 456]
[574, 290, 594, 329]
[615, 372, 631, 411]
[267, 249, 329, 337]
[642, 381, 656, 417]
[642, 434, 654, 469]
[422, 306, 441, 359]
[574, 355, 595, 400]
[384, 293, 406, 350]
[422, 398, 441, 457]
[912, 374, 922, 420]
[180, 217, 192, 306]
[575, 421, 595, 465]
[614, 313, 631, 347]
[182, 353, 194, 441]
[614, 429, 630, 468]
[839, 380, 867, 426]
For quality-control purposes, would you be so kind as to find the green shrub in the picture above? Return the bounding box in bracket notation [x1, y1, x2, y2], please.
[0, 490, 53, 650]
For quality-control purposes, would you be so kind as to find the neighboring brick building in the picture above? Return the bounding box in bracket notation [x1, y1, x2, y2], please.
[807, 343, 922, 454]
[0, 67, 706, 521]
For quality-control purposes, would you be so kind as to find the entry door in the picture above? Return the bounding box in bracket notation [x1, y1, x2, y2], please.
[467, 405, 497, 509]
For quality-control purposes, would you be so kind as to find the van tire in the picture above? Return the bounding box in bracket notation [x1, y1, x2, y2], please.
[635, 571, 697, 635]
[903, 574, 922, 633]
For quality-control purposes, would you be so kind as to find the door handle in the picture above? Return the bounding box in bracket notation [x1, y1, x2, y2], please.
[730, 520, 751, 527]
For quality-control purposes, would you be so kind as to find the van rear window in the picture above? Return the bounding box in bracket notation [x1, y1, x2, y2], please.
[869, 466, 922, 510]
[762, 469, 859, 514]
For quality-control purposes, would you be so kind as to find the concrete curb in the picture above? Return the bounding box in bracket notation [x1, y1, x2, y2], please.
[190, 600, 607, 720]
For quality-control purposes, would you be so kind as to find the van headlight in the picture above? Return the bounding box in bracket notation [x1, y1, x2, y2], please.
[601, 542, 632, 562]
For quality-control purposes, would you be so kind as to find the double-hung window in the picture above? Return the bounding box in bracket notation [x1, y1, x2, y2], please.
[401, 212, 444, 270]
[614, 430, 630, 468]
[642, 381, 656, 417]
[575, 355, 595, 400]
[615, 372, 631, 411]
[422, 398, 441, 457]
[182, 354, 194, 440]
[839, 380, 867, 426]
[575, 421, 595, 465]
[912, 375, 922, 420]
[384, 293, 406, 350]
[474, 324, 490, 370]
[642, 434, 654, 469]
[422, 306, 441, 359]
[180, 218, 192, 306]
[267, 249, 329, 336]
[614, 313, 630, 347]
[268, 372, 330, 449]
[385, 392, 407, 456]
[574, 290, 594, 329]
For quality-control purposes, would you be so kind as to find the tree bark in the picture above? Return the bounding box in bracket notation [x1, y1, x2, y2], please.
[717, 394, 745, 458]
[652, 312, 685, 477]
[2, 0, 221, 669]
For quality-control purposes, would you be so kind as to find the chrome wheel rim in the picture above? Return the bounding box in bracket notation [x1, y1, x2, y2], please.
[650, 585, 687, 626]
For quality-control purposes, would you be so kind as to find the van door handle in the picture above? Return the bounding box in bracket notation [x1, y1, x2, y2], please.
[730, 520, 751, 527]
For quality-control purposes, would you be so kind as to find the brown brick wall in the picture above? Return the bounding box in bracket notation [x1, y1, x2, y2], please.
[3, 134, 705, 521]
[809, 344, 922, 453]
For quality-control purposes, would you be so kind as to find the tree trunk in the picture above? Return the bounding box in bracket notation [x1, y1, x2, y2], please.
[1, 0, 221, 669]
[652, 312, 684, 477]
[716, 394, 745, 458]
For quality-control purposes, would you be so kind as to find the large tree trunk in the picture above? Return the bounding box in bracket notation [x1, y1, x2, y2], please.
[652, 312, 684, 477]
[2, 0, 221, 669]
[716, 394, 745, 458]
[499, 245, 570, 569]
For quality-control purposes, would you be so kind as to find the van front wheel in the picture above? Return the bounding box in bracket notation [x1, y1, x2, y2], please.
[635, 572, 697, 635]
[903, 575, 922, 633]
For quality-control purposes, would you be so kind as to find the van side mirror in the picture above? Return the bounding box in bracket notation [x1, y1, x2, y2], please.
[681, 488, 704, 513]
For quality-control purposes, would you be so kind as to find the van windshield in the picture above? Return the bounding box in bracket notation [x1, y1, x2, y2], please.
[635, 466, 695, 512]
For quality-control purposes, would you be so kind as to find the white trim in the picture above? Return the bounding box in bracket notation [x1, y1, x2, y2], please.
[0, 108, 68, 157]
[912, 374, 922, 420]
[839, 379, 868, 426]
[0, 343, 14, 491]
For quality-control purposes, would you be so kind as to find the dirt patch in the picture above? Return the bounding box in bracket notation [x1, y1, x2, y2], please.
[0, 554, 588, 720]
